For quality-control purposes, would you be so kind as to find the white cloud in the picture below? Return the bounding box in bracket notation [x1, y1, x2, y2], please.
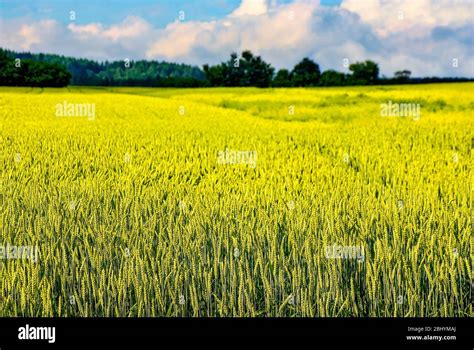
[230, 0, 269, 17]
[146, 21, 217, 60]
[68, 23, 103, 37]
[1, 19, 58, 50]
[103, 16, 151, 41]
[341, 0, 474, 37]
[147, 1, 321, 67]
[67, 16, 151, 41]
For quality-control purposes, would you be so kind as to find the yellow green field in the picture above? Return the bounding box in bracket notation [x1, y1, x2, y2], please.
[0, 83, 472, 316]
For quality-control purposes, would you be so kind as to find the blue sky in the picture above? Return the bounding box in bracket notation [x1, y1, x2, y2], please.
[0, 0, 472, 77]
[1, 0, 341, 26]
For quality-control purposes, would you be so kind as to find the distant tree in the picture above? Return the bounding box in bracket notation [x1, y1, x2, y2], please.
[203, 63, 227, 86]
[26, 60, 71, 87]
[238, 50, 274, 87]
[225, 52, 245, 86]
[320, 70, 346, 86]
[348, 60, 379, 85]
[394, 70, 411, 82]
[1, 48, 205, 87]
[0, 50, 17, 85]
[0, 49, 71, 87]
[203, 50, 274, 87]
[5, 47, 470, 88]
[291, 58, 321, 87]
[272, 69, 292, 87]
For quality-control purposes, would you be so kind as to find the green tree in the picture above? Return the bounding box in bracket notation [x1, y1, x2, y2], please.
[225, 52, 245, 86]
[238, 50, 274, 87]
[272, 69, 292, 87]
[320, 70, 346, 86]
[203, 63, 227, 86]
[203, 50, 274, 87]
[348, 60, 379, 85]
[291, 58, 321, 87]
[1, 48, 205, 86]
[0, 50, 71, 87]
[394, 70, 411, 82]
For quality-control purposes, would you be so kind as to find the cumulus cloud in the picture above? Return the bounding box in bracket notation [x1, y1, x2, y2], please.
[0, 0, 472, 77]
[230, 0, 269, 17]
[103, 16, 152, 41]
[147, 0, 319, 67]
[68, 23, 103, 37]
[342, 0, 473, 37]
[67, 16, 152, 44]
[1, 19, 59, 51]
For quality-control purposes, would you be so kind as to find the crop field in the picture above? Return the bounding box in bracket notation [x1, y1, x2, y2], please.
[0, 83, 472, 317]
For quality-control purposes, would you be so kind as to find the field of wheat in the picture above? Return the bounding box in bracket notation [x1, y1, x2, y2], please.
[0, 84, 472, 317]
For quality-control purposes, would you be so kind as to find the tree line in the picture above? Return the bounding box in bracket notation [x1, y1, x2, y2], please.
[0, 48, 204, 87]
[204, 50, 472, 87]
[0, 48, 471, 87]
[0, 49, 71, 87]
